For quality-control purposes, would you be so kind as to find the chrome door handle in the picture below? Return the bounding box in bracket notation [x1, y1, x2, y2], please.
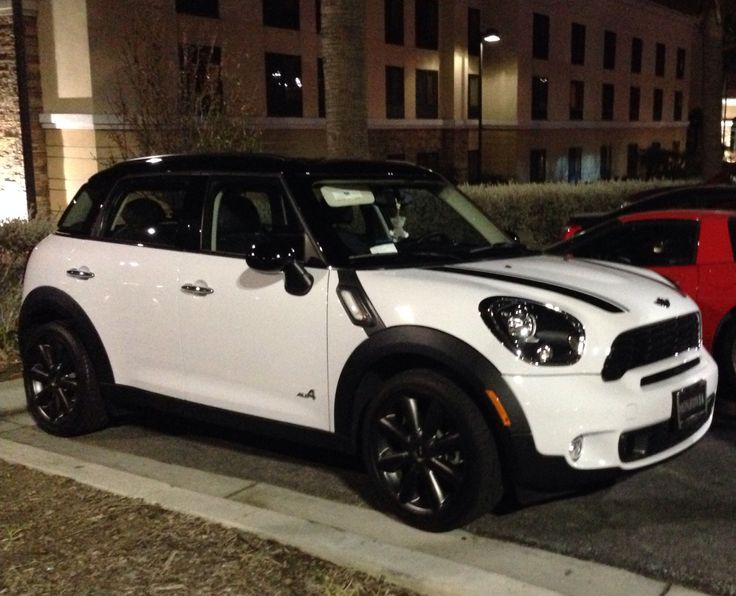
[66, 267, 95, 280]
[181, 283, 214, 296]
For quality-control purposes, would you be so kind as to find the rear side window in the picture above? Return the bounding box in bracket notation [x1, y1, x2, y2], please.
[569, 220, 699, 267]
[57, 185, 99, 237]
[102, 176, 205, 250]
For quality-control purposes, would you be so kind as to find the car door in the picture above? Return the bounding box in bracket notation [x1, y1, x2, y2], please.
[76, 174, 206, 396]
[176, 175, 331, 430]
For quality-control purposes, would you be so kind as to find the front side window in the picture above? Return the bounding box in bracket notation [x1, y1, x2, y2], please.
[564, 220, 699, 267]
[311, 180, 513, 266]
[57, 185, 98, 237]
[103, 176, 204, 250]
[265, 53, 303, 117]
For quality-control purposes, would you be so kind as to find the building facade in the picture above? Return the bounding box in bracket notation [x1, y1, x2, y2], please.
[0, 0, 713, 216]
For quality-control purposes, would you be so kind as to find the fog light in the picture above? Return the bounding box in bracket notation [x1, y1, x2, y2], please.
[569, 436, 583, 462]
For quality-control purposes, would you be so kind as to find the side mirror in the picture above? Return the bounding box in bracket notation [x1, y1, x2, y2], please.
[283, 260, 314, 296]
[245, 238, 314, 296]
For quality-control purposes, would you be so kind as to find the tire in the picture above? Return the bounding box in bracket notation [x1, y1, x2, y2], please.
[22, 322, 109, 436]
[361, 369, 503, 532]
[716, 322, 736, 402]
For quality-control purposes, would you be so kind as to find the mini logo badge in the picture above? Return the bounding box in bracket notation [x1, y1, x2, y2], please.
[655, 297, 671, 308]
[297, 389, 316, 400]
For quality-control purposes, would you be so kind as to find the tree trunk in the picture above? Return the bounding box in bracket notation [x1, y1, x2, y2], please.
[321, 0, 370, 159]
[701, 0, 724, 179]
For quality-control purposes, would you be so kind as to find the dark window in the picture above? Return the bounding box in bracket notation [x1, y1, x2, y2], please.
[316, 0, 321, 32]
[676, 47, 686, 79]
[468, 8, 480, 56]
[571, 23, 586, 65]
[627, 143, 639, 178]
[416, 151, 440, 171]
[603, 30, 616, 70]
[629, 86, 640, 121]
[532, 13, 550, 59]
[103, 176, 205, 251]
[529, 149, 546, 182]
[179, 45, 223, 115]
[601, 83, 615, 120]
[631, 37, 642, 74]
[570, 80, 584, 120]
[600, 145, 612, 180]
[263, 0, 300, 29]
[673, 90, 683, 121]
[318, 59, 325, 117]
[265, 53, 303, 117]
[566, 220, 699, 267]
[568, 147, 582, 182]
[176, 0, 219, 18]
[468, 73, 480, 119]
[416, 69, 438, 118]
[204, 177, 304, 259]
[653, 88, 663, 121]
[385, 0, 404, 45]
[532, 76, 548, 120]
[655, 42, 666, 76]
[415, 0, 438, 50]
[386, 66, 405, 118]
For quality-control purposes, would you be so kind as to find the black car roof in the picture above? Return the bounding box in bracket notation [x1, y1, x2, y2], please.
[89, 153, 444, 184]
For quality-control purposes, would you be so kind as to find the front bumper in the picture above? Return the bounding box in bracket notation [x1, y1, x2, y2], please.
[500, 351, 717, 487]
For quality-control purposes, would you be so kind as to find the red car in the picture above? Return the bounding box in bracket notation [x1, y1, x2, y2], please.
[549, 209, 736, 397]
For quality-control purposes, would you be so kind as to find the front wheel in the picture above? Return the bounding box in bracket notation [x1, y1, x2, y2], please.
[22, 322, 109, 436]
[361, 369, 503, 531]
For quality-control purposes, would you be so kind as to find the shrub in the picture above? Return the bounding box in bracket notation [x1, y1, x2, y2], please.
[460, 179, 696, 248]
[0, 218, 56, 368]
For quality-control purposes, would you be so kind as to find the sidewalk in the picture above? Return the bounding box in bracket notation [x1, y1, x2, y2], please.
[0, 379, 708, 596]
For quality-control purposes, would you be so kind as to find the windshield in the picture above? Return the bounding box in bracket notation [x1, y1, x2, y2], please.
[312, 180, 522, 266]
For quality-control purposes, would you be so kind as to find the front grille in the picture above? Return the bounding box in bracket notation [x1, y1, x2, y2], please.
[602, 313, 700, 381]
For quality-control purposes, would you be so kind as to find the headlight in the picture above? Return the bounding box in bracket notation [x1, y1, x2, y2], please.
[479, 297, 585, 366]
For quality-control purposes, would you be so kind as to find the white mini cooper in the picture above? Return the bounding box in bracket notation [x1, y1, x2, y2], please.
[20, 154, 717, 531]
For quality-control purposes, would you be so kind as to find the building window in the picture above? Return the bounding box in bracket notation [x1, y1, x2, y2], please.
[568, 147, 582, 182]
[627, 143, 639, 178]
[603, 30, 616, 70]
[318, 59, 325, 117]
[529, 149, 546, 182]
[385, 0, 404, 45]
[179, 45, 222, 114]
[176, 0, 219, 18]
[571, 23, 586, 65]
[653, 88, 663, 121]
[263, 0, 300, 29]
[570, 80, 584, 120]
[415, 0, 438, 50]
[468, 8, 480, 56]
[631, 37, 642, 74]
[386, 66, 405, 119]
[673, 90, 683, 121]
[676, 47, 686, 79]
[629, 86, 640, 121]
[655, 43, 666, 76]
[468, 74, 480, 119]
[416, 69, 438, 118]
[265, 53, 303, 117]
[532, 76, 548, 120]
[600, 145, 612, 180]
[532, 13, 550, 60]
[601, 83, 614, 121]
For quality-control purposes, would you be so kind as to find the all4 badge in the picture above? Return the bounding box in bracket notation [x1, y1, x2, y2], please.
[297, 389, 316, 400]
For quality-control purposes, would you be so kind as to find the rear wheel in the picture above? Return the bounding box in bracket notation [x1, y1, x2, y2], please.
[361, 369, 503, 531]
[22, 322, 109, 436]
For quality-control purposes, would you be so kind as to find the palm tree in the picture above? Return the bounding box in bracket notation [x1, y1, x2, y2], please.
[320, 0, 370, 159]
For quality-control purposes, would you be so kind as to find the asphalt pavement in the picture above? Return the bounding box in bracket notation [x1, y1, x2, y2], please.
[0, 379, 716, 595]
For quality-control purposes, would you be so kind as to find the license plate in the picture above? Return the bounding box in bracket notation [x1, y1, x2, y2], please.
[672, 380, 708, 430]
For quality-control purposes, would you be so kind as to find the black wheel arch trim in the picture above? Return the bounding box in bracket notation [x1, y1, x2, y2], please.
[18, 286, 115, 385]
[333, 325, 532, 451]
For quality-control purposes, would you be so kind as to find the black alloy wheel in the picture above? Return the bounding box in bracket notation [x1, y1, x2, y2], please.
[22, 322, 108, 436]
[362, 369, 502, 531]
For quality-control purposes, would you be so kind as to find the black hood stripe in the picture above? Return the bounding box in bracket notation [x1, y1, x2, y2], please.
[433, 266, 627, 313]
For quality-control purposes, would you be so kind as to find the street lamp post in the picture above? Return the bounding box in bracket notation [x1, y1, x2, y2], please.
[478, 29, 500, 182]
